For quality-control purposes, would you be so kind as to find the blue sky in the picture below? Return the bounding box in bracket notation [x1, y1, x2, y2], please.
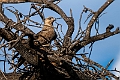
[0, 0, 120, 76]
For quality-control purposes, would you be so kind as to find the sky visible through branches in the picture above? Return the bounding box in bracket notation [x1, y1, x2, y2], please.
[0, 0, 120, 77]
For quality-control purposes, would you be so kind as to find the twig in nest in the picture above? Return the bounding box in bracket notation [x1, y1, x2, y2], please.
[0, 69, 7, 80]
[0, 39, 17, 49]
[8, 33, 25, 50]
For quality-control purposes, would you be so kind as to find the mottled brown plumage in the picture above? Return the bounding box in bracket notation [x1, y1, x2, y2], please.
[36, 17, 57, 47]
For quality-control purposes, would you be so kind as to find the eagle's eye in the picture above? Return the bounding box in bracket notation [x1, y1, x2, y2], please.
[48, 17, 53, 20]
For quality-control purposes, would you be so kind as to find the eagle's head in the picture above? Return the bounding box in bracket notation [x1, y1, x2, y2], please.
[44, 17, 56, 26]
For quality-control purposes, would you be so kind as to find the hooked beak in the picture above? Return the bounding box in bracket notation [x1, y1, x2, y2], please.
[53, 17, 56, 21]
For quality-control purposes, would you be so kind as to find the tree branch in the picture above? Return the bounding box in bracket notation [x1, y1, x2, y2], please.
[0, 28, 39, 66]
[40, 0, 74, 47]
[0, 0, 43, 3]
[81, 54, 118, 79]
[70, 27, 120, 52]
[84, 0, 114, 39]
[0, 13, 35, 36]
[1, 0, 74, 48]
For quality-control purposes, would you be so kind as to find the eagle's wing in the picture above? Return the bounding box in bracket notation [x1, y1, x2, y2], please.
[36, 26, 57, 46]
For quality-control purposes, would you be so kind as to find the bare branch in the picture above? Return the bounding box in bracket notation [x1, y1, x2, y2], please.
[0, 0, 119, 80]
[0, 69, 7, 80]
[40, 0, 74, 47]
[0, 28, 38, 66]
[81, 54, 118, 79]
[0, 0, 60, 3]
[70, 27, 120, 52]
[84, 0, 114, 39]
[0, 0, 42, 3]
[73, 11, 83, 41]
[0, 13, 35, 36]
[105, 59, 114, 69]
[31, 3, 45, 20]
[1, 0, 74, 48]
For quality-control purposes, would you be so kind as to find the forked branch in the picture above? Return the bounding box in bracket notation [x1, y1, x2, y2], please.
[84, 0, 114, 39]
